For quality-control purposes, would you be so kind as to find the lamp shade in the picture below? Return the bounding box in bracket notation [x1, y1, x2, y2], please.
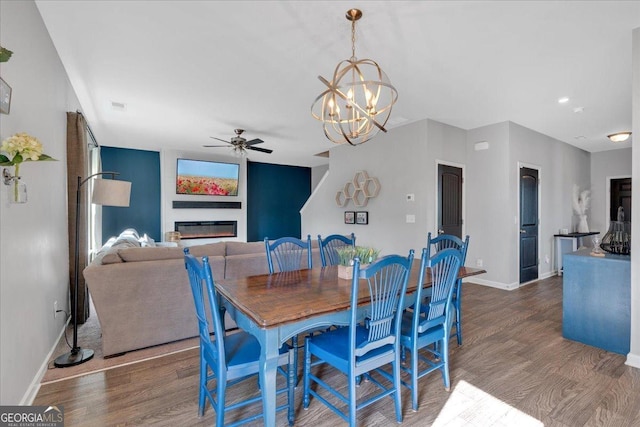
[91, 179, 131, 207]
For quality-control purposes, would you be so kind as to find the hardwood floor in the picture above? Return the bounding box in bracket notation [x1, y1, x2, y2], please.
[34, 276, 640, 426]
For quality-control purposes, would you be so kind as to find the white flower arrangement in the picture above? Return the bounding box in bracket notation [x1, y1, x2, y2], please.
[572, 184, 590, 216]
[572, 184, 591, 232]
[0, 132, 54, 164]
[0, 133, 56, 201]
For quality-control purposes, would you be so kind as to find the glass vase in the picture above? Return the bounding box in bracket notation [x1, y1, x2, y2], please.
[10, 179, 27, 204]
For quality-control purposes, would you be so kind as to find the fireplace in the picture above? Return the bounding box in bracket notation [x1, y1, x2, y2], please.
[175, 220, 237, 239]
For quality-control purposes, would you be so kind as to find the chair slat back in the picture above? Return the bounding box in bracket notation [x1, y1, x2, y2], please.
[318, 233, 356, 267]
[265, 235, 312, 273]
[184, 249, 224, 370]
[414, 248, 462, 334]
[427, 232, 469, 264]
[351, 251, 414, 357]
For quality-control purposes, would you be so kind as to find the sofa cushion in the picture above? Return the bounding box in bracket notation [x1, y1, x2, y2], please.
[224, 252, 270, 279]
[189, 242, 227, 257]
[99, 249, 124, 264]
[116, 242, 227, 263]
[226, 241, 265, 256]
[118, 246, 184, 262]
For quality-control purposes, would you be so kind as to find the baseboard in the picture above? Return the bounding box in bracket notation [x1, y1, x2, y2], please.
[465, 277, 519, 291]
[466, 270, 558, 292]
[626, 352, 640, 369]
[539, 270, 557, 280]
[21, 317, 70, 405]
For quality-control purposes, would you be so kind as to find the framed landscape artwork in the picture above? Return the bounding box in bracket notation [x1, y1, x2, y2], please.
[344, 211, 355, 224]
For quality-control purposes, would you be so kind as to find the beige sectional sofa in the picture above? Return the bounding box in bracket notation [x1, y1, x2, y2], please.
[84, 237, 321, 357]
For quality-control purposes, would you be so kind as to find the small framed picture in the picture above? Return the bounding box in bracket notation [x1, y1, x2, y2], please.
[356, 211, 368, 225]
[344, 211, 355, 224]
[0, 77, 11, 115]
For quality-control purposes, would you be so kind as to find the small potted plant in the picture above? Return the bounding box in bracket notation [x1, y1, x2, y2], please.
[336, 246, 380, 279]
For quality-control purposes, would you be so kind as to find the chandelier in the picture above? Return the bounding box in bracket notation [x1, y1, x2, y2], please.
[311, 9, 398, 146]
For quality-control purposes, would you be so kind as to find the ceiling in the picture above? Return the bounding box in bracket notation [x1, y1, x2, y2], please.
[35, 1, 639, 168]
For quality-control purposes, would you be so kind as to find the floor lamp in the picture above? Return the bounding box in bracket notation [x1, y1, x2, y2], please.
[54, 172, 131, 368]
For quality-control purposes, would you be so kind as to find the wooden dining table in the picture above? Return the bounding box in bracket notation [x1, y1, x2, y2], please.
[216, 263, 486, 426]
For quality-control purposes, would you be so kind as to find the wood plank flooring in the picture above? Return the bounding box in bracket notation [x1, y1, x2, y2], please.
[34, 276, 640, 426]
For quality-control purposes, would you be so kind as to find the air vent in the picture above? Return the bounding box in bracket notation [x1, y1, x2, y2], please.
[111, 101, 127, 111]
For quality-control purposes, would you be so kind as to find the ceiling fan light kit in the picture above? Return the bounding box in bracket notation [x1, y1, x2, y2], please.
[607, 132, 631, 143]
[311, 8, 398, 146]
[203, 128, 273, 155]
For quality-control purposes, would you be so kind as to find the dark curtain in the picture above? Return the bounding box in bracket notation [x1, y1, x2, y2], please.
[66, 112, 90, 323]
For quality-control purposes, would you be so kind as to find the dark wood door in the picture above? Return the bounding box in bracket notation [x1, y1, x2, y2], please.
[610, 178, 631, 222]
[519, 167, 538, 283]
[438, 164, 463, 238]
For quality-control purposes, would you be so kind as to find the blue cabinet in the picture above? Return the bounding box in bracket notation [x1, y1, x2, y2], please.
[562, 249, 631, 355]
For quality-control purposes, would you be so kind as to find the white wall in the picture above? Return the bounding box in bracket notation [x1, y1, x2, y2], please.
[160, 149, 247, 244]
[311, 164, 329, 191]
[590, 148, 633, 234]
[0, 0, 81, 404]
[465, 122, 512, 286]
[303, 119, 442, 257]
[628, 26, 640, 369]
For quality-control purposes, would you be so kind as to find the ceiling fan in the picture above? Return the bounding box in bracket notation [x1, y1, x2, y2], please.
[203, 129, 273, 154]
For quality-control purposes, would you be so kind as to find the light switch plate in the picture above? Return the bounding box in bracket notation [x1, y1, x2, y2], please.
[406, 214, 416, 223]
[406, 193, 415, 202]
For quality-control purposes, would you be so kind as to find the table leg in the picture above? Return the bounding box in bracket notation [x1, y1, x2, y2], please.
[259, 328, 280, 427]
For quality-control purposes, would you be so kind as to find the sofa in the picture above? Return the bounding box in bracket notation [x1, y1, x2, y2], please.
[83, 231, 321, 357]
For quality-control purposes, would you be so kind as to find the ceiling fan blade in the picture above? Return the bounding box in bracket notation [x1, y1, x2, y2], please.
[203, 144, 231, 148]
[244, 138, 264, 146]
[210, 137, 232, 144]
[247, 145, 273, 154]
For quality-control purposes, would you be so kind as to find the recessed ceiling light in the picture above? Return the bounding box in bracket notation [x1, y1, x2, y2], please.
[607, 132, 631, 142]
[558, 97, 570, 104]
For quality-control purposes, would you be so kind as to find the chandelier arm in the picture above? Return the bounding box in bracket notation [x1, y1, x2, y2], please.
[317, 75, 349, 102]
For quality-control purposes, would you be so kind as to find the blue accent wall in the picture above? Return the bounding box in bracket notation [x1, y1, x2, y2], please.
[100, 146, 161, 242]
[247, 161, 311, 241]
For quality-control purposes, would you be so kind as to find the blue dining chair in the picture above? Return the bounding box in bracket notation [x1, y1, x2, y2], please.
[318, 233, 356, 267]
[303, 250, 415, 426]
[426, 232, 470, 345]
[265, 235, 312, 384]
[265, 235, 313, 273]
[400, 247, 462, 412]
[183, 249, 295, 427]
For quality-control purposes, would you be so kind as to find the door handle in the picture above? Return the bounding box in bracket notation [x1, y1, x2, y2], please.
[520, 229, 526, 234]
[438, 229, 444, 234]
